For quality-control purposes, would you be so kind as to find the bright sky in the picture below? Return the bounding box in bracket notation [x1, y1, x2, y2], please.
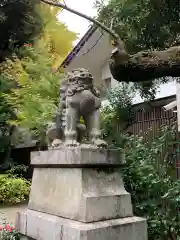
[58, 0, 97, 45]
[133, 80, 176, 104]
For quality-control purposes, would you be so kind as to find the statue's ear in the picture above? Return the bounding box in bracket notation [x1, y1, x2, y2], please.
[111, 47, 119, 57]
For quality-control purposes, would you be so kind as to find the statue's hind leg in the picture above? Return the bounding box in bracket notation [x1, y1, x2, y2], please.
[64, 105, 79, 146]
[85, 109, 107, 147]
[46, 123, 62, 149]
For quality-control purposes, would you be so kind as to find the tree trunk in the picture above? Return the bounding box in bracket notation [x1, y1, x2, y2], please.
[0, 125, 15, 171]
[109, 46, 180, 82]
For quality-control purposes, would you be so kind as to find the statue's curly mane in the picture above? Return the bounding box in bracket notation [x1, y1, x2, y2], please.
[64, 68, 100, 97]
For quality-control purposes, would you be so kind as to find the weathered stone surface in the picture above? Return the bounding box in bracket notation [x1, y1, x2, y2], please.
[46, 68, 107, 148]
[20, 236, 34, 240]
[31, 147, 125, 166]
[28, 167, 132, 222]
[17, 146, 147, 239]
[16, 210, 62, 240]
[16, 210, 147, 240]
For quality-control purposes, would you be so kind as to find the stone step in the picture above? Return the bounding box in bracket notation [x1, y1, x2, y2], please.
[16, 210, 147, 240]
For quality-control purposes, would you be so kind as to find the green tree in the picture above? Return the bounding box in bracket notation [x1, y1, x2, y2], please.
[23, 0, 180, 87]
[36, 4, 77, 68]
[3, 46, 62, 145]
[2, 12, 76, 144]
[122, 126, 180, 240]
[2, 0, 180, 85]
[96, 0, 180, 53]
[0, 1, 76, 148]
[0, 0, 43, 60]
[0, 74, 15, 168]
[101, 83, 136, 145]
[95, 0, 180, 85]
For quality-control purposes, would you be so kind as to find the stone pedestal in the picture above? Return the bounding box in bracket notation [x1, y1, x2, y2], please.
[16, 146, 147, 240]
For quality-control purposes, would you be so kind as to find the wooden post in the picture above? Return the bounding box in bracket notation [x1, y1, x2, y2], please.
[176, 82, 180, 178]
[176, 82, 180, 131]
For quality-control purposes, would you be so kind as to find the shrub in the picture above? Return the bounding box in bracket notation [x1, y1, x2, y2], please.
[102, 85, 180, 239]
[101, 84, 135, 139]
[106, 126, 180, 240]
[0, 175, 30, 204]
[121, 133, 180, 240]
[6, 164, 29, 178]
[0, 223, 20, 240]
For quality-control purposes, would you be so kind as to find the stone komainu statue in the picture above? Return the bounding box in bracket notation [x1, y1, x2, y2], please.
[46, 68, 107, 148]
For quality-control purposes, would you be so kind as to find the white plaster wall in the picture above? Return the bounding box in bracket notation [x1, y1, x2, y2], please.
[101, 61, 120, 89]
[65, 28, 112, 90]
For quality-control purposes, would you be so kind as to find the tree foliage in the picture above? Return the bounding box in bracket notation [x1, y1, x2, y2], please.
[36, 4, 77, 68]
[0, 75, 15, 153]
[122, 128, 180, 240]
[96, 0, 180, 53]
[0, 0, 43, 60]
[101, 84, 135, 139]
[95, 0, 180, 93]
[0, 1, 76, 146]
[2, 46, 61, 144]
[2, 23, 76, 144]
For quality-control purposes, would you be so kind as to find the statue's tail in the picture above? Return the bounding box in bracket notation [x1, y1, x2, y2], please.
[46, 79, 67, 146]
[59, 79, 67, 130]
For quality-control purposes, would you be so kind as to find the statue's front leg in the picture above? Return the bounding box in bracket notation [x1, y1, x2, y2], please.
[46, 123, 62, 149]
[85, 109, 107, 148]
[65, 105, 79, 146]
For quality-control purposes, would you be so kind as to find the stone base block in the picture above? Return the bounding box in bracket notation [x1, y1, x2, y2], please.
[16, 210, 147, 240]
[20, 237, 33, 240]
[28, 147, 132, 222]
[30, 147, 125, 167]
[28, 168, 133, 222]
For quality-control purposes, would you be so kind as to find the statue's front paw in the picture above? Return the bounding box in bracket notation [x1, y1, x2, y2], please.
[51, 139, 63, 149]
[93, 139, 108, 148]
[65, 140, 80, 147]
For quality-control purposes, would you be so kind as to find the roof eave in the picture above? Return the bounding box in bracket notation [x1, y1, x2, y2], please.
[60, 24, 97, 69]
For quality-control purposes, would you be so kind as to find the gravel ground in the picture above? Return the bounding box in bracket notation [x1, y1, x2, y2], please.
[0, 203, 27, 225]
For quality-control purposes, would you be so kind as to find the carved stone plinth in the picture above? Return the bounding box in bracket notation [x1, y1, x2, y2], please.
[16, 147, 147, 240]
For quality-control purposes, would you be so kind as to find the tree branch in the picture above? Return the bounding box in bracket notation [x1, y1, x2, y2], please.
[40, 0, 127, 54]
[40, 0, 118, 40]
[109, 46, 180, 82]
